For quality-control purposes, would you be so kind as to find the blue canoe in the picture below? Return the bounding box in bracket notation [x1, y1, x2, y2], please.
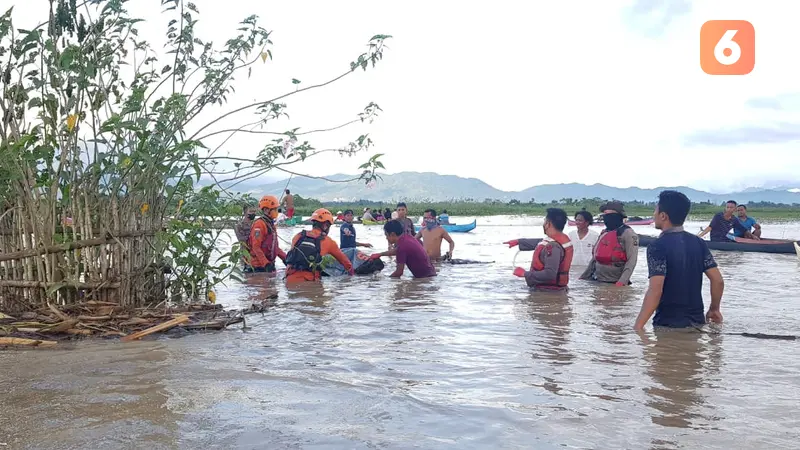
[414, 219, 477, 233]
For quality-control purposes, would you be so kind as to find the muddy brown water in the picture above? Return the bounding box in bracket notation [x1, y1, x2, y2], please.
[1, 216, 799, 449]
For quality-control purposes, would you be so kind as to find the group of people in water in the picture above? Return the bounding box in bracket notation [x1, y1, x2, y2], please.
[232, 189, 766, 330]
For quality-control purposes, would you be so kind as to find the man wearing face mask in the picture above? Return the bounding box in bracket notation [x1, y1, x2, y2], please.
[235, 205, 257, 243]
[415, 208, 455, 260]
[580, 201, 639, 286]
[246, 195, 287, 273]
[504, 208, 574, 290]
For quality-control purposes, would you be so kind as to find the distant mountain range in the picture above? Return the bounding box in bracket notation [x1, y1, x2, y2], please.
[217, 171, 800, 205]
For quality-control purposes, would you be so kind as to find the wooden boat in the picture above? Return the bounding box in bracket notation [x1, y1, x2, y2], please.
[638, 235, 800, 254]
[568, 216, 655, 227]
[414, 220, 477, 233]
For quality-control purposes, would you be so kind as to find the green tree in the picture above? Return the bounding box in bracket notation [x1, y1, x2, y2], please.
[0, 1, 390, 307]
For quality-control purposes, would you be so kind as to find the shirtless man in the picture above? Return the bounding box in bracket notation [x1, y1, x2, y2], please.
[415, 208, 455, 260]
[282, 189, 295, 219]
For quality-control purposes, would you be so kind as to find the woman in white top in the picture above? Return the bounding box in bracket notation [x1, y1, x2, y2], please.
[568, 210, 599, 266]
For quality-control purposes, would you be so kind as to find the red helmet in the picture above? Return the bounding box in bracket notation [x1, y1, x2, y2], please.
[311, 208, 334, 225]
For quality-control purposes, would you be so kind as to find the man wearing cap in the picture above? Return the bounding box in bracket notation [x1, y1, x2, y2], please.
[580, 201, 639, 286]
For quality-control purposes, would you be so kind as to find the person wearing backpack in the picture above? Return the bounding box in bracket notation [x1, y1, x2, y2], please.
[580, 201, 639, 286]
[285, 208, 355, 282]
[246, 195, 287, 273]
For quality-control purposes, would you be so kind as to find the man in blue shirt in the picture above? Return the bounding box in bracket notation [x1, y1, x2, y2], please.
[339, 210, 373, 250]
[734, 204, 761, 238]
[634, 190, 725, 330]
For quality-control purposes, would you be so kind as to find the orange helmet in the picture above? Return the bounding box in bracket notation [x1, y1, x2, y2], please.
[310, 208, 334, 225]
[258, 195, 279, 210]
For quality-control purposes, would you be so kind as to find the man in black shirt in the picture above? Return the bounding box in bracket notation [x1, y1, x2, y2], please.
[339, 210, 372, 250]
[634, 190, 724, 330]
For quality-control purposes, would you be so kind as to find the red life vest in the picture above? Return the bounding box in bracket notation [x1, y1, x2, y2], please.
[530, 232, 574, 287]
[594, 226, 629, 266]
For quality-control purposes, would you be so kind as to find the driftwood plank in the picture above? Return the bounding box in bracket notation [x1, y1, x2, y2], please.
[120, 315, 190, 342]
[0, 337, 58, 347]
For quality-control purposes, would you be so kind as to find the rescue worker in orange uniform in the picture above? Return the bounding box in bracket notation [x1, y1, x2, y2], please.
[504, 208, 574, 290]
[284, 208, 355, 283]
[246, 195, 287, 273]
[580, 201, 639, 286]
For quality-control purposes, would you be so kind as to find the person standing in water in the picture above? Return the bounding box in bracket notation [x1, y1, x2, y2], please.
[247, 195, 287, 273]
[282, 189, 295, 219]
[394, 202, 416, 236]
[415, 208, 455, 260]
[339, 209, 373, 250]
[235, 204, 257, 243]
[634, 190, 724, 330]
[373, 220, 437, 278]
[505, 208, 573, 290]
[568, 210, 599, 266]
[285, 208, 354, 282]
[580, 201, 638, 286]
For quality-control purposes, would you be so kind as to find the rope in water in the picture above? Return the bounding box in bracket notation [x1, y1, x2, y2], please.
[693, 325, 797, 340]
[512, 250, 522, 269]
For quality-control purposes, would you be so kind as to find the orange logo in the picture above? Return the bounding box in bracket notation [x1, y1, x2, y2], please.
[700, 20, 755, 75]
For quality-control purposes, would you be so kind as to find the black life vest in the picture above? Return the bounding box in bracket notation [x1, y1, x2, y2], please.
[285, 231, 324, 272]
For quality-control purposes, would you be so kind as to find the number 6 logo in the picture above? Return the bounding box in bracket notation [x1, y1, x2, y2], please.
[700, 20, 755, 75]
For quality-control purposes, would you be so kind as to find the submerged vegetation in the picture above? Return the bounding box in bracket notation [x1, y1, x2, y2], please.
[0, 0, 390, 313]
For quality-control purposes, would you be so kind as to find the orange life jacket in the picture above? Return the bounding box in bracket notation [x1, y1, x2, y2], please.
[531, 232, 574, 287]
[594, 226, 629, 266]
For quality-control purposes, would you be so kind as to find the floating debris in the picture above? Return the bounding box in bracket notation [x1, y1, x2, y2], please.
[0, 294, 279, 348]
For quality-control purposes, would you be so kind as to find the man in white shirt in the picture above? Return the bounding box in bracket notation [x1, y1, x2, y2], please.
[275, 208, 288, 224]
[568, 210, 599, 266]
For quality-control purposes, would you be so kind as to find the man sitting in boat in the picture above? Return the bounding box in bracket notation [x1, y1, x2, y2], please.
[362, 207, 375, 222]
[339, 209, 373, 250]
[568, 210, 599, 266]
[634, 190, 724, 330]
[415, 208, 455, 260]
[505, 208, 573, 290]
[580, 201, 638, 286]
[735, 204, 761, 238]
[697, 200, 756, 242]
[438, 209, 451, 225]
[275, 208, 287, 225]
[285, 208, 354, 282]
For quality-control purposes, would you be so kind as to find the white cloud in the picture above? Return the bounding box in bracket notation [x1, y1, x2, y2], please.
[7, 0, 800, 192]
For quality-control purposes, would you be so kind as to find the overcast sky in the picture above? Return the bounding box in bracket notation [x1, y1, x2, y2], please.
[10, 0, 800, 193]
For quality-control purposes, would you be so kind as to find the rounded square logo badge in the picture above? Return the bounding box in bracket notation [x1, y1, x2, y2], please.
[700, 20, 755, 75]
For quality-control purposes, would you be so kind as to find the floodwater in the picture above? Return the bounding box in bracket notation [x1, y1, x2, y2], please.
[1, 215, 799, 449]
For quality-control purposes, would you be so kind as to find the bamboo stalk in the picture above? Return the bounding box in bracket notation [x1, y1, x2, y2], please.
[0, 280, 121, 289]
[0, 229, 159, 262]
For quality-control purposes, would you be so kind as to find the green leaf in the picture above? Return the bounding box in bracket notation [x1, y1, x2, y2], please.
[291, 78, 301, 85]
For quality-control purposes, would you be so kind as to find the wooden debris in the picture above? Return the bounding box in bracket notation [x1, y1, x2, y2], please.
[0, 337, 58, 347]
[0, 299, 277, 348]
[121, 315, 190, 342]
